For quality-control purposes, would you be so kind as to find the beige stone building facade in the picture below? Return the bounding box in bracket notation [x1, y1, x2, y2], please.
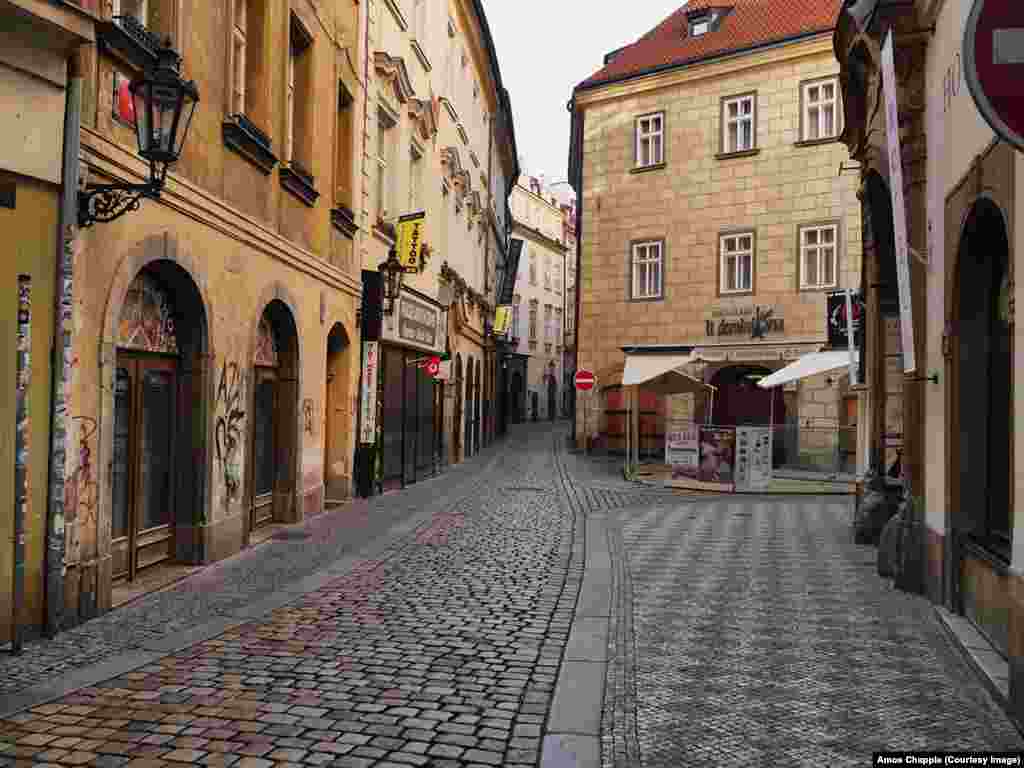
[507, 176, 569, 422]
[358, 0, 518, 489]
[569, 0, 861, 469]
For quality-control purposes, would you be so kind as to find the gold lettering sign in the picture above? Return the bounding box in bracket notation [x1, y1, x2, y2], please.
[397, 211, 426, 272]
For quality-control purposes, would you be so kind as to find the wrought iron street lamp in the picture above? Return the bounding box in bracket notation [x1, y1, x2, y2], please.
[378, 247, 405, 314]
[79, 40, 199, 228]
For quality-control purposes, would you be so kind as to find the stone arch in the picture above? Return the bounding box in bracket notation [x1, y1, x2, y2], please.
[948, 196, 1012, 559]
[325, 321, 354, 501]
[99, 247, 214, 584]
[245, 291, 303, 540]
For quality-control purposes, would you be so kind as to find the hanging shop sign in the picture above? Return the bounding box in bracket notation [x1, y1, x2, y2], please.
[881, 30, 917, 373]
[359, 341, 379, 444]
[692, 343, 818, 364]
[705, 305, 783, 338]
[397, 210, 426, 273]
[826, 290, 864, 349]
[494, 305, 513, 335]
[382, 288, 446, 355]
[964, 0, 1024, 151]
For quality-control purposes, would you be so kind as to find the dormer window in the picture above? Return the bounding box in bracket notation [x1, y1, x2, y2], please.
[689, 14, 711, 36]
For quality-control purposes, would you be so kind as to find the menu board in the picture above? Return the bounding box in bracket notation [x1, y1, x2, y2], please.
[665, 425, 700, 480]
[736, 427, 772, 491]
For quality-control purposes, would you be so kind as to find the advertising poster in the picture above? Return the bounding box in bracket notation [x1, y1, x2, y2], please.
[359, 341, 379, 444]
[397, 211, 426, 273]
[699, 427, 736, 487]
[736, 427, 772, 491]
[666, 425, 700, 480]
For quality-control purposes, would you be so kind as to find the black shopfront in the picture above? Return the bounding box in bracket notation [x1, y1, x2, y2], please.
[378, 287, 447, 490]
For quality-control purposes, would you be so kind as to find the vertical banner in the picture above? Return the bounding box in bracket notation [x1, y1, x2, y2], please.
[881, 30, 917, 373]
[359, 341, 379, 444]
[665, 424, 700, 481]
[494, 305, 513, 335]
[12, 275, 31, 653]
[397, 211, 426, 273]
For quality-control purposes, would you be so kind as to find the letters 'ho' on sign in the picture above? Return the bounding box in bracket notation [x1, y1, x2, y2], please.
[574, 369, 596, 391]
[964, 0, 1024, 151]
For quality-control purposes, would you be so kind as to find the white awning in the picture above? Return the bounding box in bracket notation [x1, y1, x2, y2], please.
[757, 350, 856, 388]
[622, 353, 697, 386]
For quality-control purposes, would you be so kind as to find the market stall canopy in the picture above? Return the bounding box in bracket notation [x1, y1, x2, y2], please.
[756, 350, 857, 389]
[622, 353, 697, 386]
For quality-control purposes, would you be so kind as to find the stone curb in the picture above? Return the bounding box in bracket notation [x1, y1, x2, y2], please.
[541, 514, 611, 768]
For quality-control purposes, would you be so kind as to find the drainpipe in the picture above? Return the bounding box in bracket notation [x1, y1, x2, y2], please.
[12, 275, 32, 654]
[44, 51, 83, 637]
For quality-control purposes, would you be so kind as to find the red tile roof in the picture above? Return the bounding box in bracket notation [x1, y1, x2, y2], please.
[578, 0, 842, 90]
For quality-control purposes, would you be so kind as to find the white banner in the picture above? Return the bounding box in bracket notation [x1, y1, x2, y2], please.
[736, 427, 772, 491]
[359, 341, 379, 444]
[881, 31, 916, 373]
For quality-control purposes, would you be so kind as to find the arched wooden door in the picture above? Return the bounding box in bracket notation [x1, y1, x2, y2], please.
[453, 354, 463, 462]
[325, 323, 351, 501]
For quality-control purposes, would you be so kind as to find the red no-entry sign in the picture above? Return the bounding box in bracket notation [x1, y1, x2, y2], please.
[965, 0, 1024, 151]
[574, 369, 596, 391]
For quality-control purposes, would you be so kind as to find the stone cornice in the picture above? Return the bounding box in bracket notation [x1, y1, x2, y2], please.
[374, 51, 416, 104]
[575, 34, 835, 108]
[80, 128, 362, 300]
[511, 220, 568, 254]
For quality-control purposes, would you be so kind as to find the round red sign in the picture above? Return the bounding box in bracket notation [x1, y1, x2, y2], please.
[964, 0, 1024, 151]
[426, 357, 440, 377]
[574, 369, 596, 391]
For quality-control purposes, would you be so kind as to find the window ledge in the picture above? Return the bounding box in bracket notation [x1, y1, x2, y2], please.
[97, 15, 161, 70]
[715, 148, 761, 161]
[411, 39, 432, 72]
[279, 163, 320, 207]
[223, 114, 278, 175]
[628, 295, 664, 303]
[630, 162, 667, 175]
[794, 137, 840, 148]
[718, 289, 754, 297]
[798, 283, 840, 293]
[331, 205, 358, 239]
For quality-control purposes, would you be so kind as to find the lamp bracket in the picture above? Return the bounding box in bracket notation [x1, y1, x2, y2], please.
[78, 180, 162, 228]
[907, 372, 939, 384]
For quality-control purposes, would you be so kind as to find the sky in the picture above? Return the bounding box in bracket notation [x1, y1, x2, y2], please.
[480, 0, 687, 187]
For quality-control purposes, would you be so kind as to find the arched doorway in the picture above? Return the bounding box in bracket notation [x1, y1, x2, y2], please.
[465, 358, 475, 457]
[547, 371, 557, 422]
[473, 358, 482, 451]
[324, 323, 352, 502]
[247, 301, 300, 534]
[453, 354, 463, 462]
[111, 263, 208, 583]
[710, 365, 786, 465]
[952, 199, 1012, 557]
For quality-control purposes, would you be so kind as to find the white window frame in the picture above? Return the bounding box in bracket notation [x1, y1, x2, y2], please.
[635, 112, 664, 168]
[722, 94, 755, 154]
[232, 0, 247, 115]
[631, 240, 664, 300]
[285, 45, 296, 163]
[798, 223, 839, 290]
[529, 301, 538, 341]
[802, 77, 839, 141]
[409, 143, 423, 211]
[689, 14, 710, 36]
[376, 107, 396, 221]
[544, 254, 552, 290]
[720, 232, 755, 294]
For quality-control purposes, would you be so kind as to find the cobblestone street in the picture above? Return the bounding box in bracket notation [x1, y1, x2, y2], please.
[1, 423, 1022, 768]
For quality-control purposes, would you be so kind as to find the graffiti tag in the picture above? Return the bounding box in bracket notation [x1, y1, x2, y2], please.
[66, 416, 98, 527]
[303, 398, 315, 434]
[215, 361, 246, 501]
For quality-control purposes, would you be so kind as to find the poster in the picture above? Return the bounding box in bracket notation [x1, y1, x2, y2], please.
[359, 341, 379, 444]
[698, 427, 736, 485]
[736, 427, 772, 491]
[665, 425, 700, 480]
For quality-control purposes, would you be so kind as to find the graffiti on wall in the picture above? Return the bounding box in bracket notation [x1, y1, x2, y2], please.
[303, 398, 315, 434]
[215, 360, 246, 501]
[65, 416, 99, 528]
[118, 272, 179, 354]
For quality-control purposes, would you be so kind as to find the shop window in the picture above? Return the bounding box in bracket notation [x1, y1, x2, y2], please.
[635, 112, 664, 168]
[721, 93, 756, 154]
[631, 240, 664, 300]
[798, 223, 838, 290]
[802, 77, 839, 141]
[720, 232, 754, 294]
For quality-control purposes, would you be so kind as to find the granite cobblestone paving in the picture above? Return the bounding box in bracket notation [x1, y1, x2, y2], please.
[591, 493, 1024, 767]
[0, 425, 582, 767]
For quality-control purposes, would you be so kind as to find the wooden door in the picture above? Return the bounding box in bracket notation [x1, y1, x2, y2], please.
[250, 368, 278, 530]
[111, 355, 177, 582]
